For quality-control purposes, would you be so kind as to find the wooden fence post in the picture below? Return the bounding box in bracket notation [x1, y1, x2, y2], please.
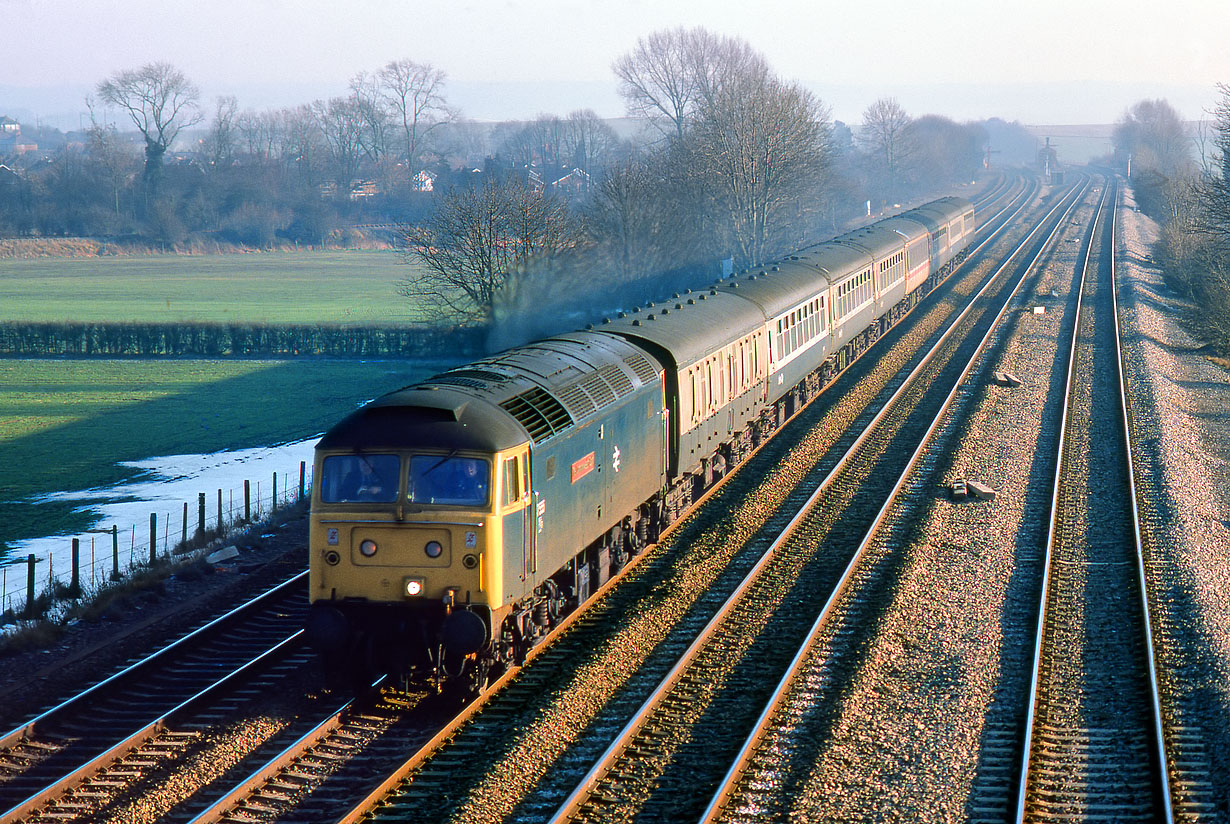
[70, 538, 80, 597]
[25, 554, 36, 618]
[244, 480, 251, 522]
[299, 461, 306, 501]
[111, 525, 120, 581]
[149, 513, 157, 563]
[198, 493, 206, 538]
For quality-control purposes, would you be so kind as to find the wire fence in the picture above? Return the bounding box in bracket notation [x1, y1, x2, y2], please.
[1, 462, 313, 623]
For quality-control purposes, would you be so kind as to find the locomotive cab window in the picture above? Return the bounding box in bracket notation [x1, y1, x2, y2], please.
[320, 454, 400, 503]
[502, 454, 530, 507]
[408, 455, 489, 507]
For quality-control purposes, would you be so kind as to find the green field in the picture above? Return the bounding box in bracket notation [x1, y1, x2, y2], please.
[0, 357, 453, 550]
[0, 251, 430, 325]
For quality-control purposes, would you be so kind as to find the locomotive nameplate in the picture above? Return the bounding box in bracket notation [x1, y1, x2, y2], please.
[571, 451, 595, 483]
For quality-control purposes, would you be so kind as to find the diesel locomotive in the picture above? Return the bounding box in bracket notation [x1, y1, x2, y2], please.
[306, 195, 977, 690]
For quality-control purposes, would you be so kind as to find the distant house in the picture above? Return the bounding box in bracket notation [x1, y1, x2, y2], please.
[0, 116, 37, 155]
[526, 168, 545, 194]
[412, 170, 436, 192]
[348, 179, 380, 200]
[552, 167, 591, 195]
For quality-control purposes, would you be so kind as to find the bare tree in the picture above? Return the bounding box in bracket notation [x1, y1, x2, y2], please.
[84, 95, 139, 221]
[686, 48, 832, 266]
[528, 114, 566, 167]
[613, 28, 830, 265]
[587, 154, 674, 281]
[348, 71, 391, 164]
[859, 97, 913, 204]
[1113, 98, 1191, 182]
[96, 61, 201, 194]
[613, 26, 698, 139]
[237, 108, 281, 161]
[1197, 83, 1230, 245]
[280, 105, 326, 187]
[906, 115, 984, 194]
[398, 178, 578, 324]
[313, 97, 367, 192]
[561, 109, 620, 172]
[202, 95, 239, 169]
[380, 58, 453, 171]
[495, 114, 570, 169]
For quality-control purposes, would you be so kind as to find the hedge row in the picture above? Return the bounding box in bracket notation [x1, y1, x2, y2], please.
[0, 322, 485, 358]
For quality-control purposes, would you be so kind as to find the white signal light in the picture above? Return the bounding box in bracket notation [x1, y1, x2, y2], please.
[359, 539, 378, 557]
[405, 578, 424, 597]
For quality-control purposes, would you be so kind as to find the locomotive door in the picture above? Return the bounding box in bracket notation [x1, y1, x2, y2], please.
[500, 448, 533, 596]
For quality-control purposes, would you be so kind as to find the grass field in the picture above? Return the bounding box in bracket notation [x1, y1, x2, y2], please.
[0, 250, 431, 325]
[0, 357, 453, 551]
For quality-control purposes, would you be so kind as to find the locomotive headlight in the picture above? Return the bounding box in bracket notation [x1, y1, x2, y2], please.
[424, 540, 443, 558]
[404, 577, 425, 597]
[359, 539, 378, 557]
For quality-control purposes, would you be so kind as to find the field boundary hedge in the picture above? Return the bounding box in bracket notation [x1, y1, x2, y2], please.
[0, 322, 485, 358]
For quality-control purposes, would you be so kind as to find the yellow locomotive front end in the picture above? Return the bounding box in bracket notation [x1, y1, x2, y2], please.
[306, 387, 533, 687]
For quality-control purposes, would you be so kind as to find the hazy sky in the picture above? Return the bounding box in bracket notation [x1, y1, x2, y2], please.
[3, 0, 1227, 129]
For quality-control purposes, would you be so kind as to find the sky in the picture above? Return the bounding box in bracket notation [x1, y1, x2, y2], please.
[1, 0, 1227, 131]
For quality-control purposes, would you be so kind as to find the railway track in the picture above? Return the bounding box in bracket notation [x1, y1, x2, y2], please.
[1012, 178, 1180, 820]
[0, 573, 312, 822]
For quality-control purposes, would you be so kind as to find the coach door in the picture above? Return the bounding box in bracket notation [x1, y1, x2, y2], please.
[501, 448, 534, 597]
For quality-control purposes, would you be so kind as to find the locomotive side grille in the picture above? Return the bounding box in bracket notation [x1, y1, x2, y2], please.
[599, 363, 635, 396]
[580, 374, 617, 407]
[623, 353, 659, 384]
[557, 384, 598, 418]
[500, 386, 574, 443]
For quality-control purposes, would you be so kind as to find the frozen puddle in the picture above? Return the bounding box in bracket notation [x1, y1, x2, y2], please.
[2, 439, 318, 609]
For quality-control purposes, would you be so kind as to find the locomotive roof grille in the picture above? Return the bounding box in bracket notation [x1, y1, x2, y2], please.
[426, 375, 489, 390]
[624, 353, 658, 383]
[500, 386, 574, 443]
[422, 368, 511, 391]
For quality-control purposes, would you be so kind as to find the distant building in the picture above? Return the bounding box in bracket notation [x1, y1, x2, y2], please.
[551, 167, 591, 195]
[412, 170, 436, 192]
[349, 179, 380, 200]
[0, 116, 38, 155]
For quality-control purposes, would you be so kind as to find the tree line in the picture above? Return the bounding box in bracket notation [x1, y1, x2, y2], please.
[398, 27, 1000, 342]
[0, 320, 483, 358]
[0, 29, 1011, 343]
[1112, 88, 1230, 354]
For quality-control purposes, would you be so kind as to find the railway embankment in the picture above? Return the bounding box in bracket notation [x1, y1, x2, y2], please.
[0, 510, 308, 730]
[1116, 186, 1230, 793]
